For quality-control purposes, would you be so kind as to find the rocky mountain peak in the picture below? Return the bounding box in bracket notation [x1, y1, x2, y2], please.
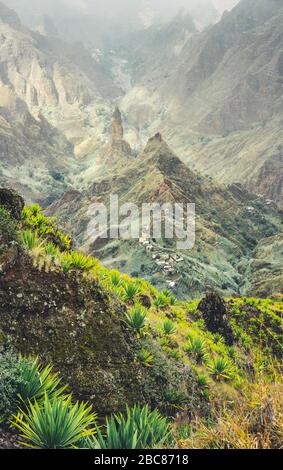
[152, 132, 163, 142]
[143, 132, 173, 157]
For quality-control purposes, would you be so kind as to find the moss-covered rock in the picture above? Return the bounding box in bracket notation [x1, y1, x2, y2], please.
[0, 188, 24, 221]
[0, 252, 143, 415]
[198, 292, 234, 345]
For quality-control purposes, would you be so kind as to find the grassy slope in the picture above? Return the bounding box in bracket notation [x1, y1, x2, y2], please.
[1, 201, 282, 447]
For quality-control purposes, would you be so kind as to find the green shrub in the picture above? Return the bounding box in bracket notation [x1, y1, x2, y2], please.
[111, 285, 127, 301]
[80, 404, 170, 449]
[214, 333, 225, 344]
[227, 346, 236, 359]
[197, 373, 209, 388]
[0, 351, 22, 421]
[207, 358, 234, 382]
[125, 305, 147, 334]
[109, 271, 121, 287]
[162, 319, 177, 336]
[44, 243, 60, 262]
[22, 205, 72, 251]
[28, 204, 41, 217]
[12, 394, 96, 449]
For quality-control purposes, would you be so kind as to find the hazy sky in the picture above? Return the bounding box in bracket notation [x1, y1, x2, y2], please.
[5, 0, 240, 22]
[3, 0, 240, 46]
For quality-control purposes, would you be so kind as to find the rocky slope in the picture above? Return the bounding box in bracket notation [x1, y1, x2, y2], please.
[0, 188, 282, 449]
[0, 2, 119, 202]
[0, 188, 206, 417]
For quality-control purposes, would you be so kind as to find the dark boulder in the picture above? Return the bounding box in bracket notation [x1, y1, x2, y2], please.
[0, 188, 24, 221]
[198, 292, 234, 344]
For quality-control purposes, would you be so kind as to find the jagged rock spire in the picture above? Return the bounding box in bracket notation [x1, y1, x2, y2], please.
[111, 107, 124, 144]
[105, 106, 132, 158]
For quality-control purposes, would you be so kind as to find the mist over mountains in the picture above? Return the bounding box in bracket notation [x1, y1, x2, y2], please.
[3, 0, 240, 45]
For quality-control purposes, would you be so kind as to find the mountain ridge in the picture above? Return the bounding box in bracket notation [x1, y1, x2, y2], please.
[48, 129, 282, 299]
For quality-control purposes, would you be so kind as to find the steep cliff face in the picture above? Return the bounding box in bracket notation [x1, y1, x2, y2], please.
[248, 153, 283, 203]
[119, 0, 283, 204]
[243, 233, 283, 297]
[0, 2, 121, 202]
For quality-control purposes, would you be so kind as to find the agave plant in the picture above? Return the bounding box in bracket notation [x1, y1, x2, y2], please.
[122, 282, 141, 302]
[125, 305, 147, 335]
[162, 319, 177, 336]
[21, 230, 41, 250]
[28, 204, 42, 217]
[110, 271, 121, 287]
[138, 349, 154, 368]
[18, 357, 67, 406]
[12, 394, 96, 449]
[208, 357, 234, 382]
[79, 404, 170, 449]
[60, 254, 73, 273]
[162, 289, 177, 305]
[44, 243, 60, 264]
[60, 252, 97, 273]
[197, 373, 209, 388]
[42, 243, 61, 272]
[164, 389, 188, 409]
[71, 252, 97, 271]
[57, 232, 72, 251]
[154, 293, 170, 309]
[185, 336, 209, 363]
[32, 213, 49, 234]
[111, 285, 127, 301]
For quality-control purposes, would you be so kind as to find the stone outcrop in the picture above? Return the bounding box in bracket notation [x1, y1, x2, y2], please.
[0, 188, 24, 221]
[198, 292, 234, 344]
[111, 107, 124, 143]
[109, 107, 132, 156]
